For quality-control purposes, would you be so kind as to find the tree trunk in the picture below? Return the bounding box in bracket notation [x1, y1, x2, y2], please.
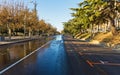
[8, 28, 11, 40]
[23, 25, 26, 38]
[118, 21, 120, 29]
[109, 18, 117, 35]
[97, 24, 100, 32]
[7, 24, 11, 40]
[106, 21, 109, 31]
[104, 23, 107, 32]
[29, 30, 31, 38]
[90, 24, 94, 39]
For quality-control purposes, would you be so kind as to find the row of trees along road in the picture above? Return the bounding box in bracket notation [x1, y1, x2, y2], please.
[0, 0, 58, 40]
[63, 0, 120, 37]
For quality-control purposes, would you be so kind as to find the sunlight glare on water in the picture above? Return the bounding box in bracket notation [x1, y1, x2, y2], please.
[55, 35, 63, 41]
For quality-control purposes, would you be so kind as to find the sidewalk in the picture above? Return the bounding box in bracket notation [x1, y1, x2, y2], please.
[0, 36, 39, 46]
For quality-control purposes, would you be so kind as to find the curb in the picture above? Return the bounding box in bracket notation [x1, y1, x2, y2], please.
[0, 38, 38, 46]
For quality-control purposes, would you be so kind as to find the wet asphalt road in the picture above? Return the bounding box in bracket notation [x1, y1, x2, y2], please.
[2, 35, 69, 75]
[1, 35, 120, 75]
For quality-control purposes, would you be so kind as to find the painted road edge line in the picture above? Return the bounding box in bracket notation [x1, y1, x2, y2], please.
[0, 41, 51, 74]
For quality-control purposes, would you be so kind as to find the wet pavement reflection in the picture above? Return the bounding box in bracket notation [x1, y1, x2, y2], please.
[1, 35, 69, 75]
[0, 38, 49, 71]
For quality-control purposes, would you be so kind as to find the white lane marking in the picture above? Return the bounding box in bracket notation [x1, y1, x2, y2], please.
[100, 60, 105, 64]
[99, 60, 108, 64]
[0, 41, 51, 74]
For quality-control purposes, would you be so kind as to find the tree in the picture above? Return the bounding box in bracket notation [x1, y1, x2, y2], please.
[0, 0, 57, 38]
[38, 19, 57, 36]
[63, 0, 120, 37]
[0, 0, 28, 39]
[100, 0, 120, 34]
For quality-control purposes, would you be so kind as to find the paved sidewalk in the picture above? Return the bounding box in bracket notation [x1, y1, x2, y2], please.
[0, 36, 39, 45]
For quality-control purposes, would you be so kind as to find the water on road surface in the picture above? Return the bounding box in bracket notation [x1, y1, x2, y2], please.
[0, 39, 48, 71]
[2, 35, 69, 75]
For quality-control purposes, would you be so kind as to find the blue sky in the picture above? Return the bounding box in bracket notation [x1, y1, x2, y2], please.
[33, 0, 84, 32]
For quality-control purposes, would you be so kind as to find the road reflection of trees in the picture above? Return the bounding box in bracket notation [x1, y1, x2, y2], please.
[0, 39, 48, 71]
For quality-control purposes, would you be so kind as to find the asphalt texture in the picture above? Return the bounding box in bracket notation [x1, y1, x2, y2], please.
[64, 36, 120, 75]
